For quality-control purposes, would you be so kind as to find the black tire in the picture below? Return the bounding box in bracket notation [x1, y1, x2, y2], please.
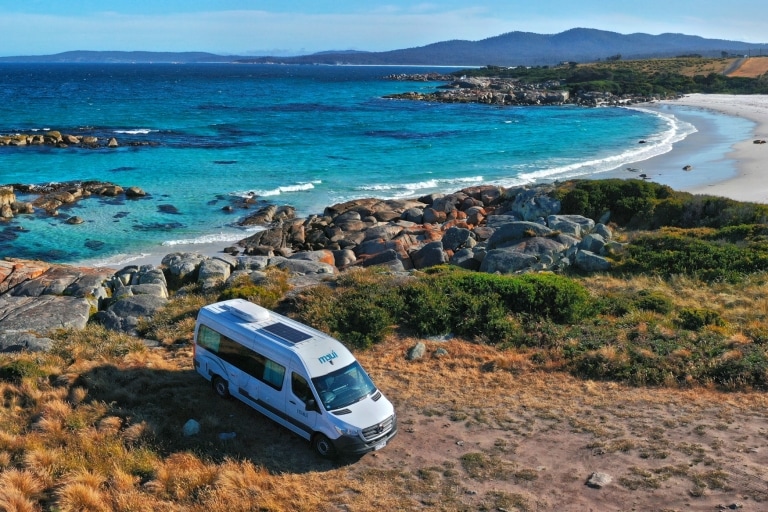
[312, 433, 337, 458]
[212, 376, 230, 399]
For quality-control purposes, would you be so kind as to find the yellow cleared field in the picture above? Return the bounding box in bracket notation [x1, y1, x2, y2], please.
[727, 56, 768, 77]
[583, 56, 768, 78]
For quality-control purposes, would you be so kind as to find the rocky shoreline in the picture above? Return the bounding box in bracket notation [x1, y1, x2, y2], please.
[1, 181, 147, 221]
[1, 183, 621, 353]
[230, 184, 617, 274]
[384, 73, 672, 107]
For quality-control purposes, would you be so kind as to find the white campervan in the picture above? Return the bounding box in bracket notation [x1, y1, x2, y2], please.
[193, 298, 397, 457]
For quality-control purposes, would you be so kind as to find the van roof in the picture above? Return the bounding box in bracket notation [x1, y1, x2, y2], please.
[198, 299, 356, 376]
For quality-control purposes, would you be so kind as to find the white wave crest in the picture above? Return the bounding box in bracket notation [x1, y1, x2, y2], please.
[232, 182, 318, 198]
[162, 231, 260, 246]
[506, 108, 697, 185]
[87, 253, 153, 268]
[356, 175, 484, 194]
[113, 129, 155, 134]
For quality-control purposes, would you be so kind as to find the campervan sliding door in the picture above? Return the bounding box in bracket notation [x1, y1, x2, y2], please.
[254, 357, 287, 421]
[283, 368, 319, 438]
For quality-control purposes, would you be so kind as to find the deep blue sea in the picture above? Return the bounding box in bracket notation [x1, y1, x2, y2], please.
[1, 63, 694, 265]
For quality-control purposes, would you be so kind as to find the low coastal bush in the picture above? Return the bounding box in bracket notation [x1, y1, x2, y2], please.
[294, 268, 405, 349]
[676, 308, 725, 330]
[403, 268, 592, 326]
[294, 267, 592, 348]
[217, 268, 291, 310]
[555, 179, 768, 229]
[633, 290, 674, 314]
[618, 230, 768, 282]
[555, 178, 674, 227]
[137, 293, 211, 346]
[0, 357, 49, 383]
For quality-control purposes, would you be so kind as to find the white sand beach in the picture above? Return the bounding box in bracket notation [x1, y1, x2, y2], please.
[649, 94, 768, 203]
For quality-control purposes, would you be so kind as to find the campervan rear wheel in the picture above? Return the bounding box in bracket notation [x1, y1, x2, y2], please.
[212, 376, 230, 399]
[312, 433, 337, 458]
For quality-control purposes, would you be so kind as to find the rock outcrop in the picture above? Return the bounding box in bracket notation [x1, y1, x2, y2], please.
[384, 75, 669, 107]
[0, 181, 149, 220]
[0, 183, 624, 352]
[0, 130, 119, 148]
[0, 260, 169, 348]
[234, 184, 620, 276]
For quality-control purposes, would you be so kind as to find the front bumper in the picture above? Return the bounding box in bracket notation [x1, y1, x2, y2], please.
[333, 420, 398, 455]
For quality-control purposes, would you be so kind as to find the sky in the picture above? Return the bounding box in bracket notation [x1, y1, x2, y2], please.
[1, 1, 766, 57]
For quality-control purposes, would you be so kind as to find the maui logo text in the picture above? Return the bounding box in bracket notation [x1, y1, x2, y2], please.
[318, 350, 338, 364]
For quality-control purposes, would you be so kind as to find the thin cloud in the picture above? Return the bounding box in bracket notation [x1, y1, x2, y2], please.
[0, 6, 765, 57]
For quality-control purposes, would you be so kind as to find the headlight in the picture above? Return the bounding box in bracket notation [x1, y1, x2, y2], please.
[334, 425, 359, 436]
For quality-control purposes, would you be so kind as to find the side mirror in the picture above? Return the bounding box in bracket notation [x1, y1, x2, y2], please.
[306, 399, 319, 412]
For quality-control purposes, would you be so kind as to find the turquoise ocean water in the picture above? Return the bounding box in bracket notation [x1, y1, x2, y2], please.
[0, 63, 720, 264]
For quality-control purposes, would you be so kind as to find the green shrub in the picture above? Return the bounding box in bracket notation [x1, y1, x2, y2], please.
[293, 269, 405, 349]
[555, 179, 673, 227]
[555, 179, 768, 229]
[593, 294, 634, 317]
[398, 270, 592, 341]
[675, 196, 768, 228]
[332, 300, 396, 349]
[218, 269, 291, 310]
[0, 358, 47, 383]
[633, 290, 674, 314]
[677, 308, 725, 330]
[292, 285, 337, 335]
[619, 231, 768, 282]
[400, 281, 454, 336]
[294, 268, 591, 347]
[706, 345, 768, 390]
[512, 274, 593, 323]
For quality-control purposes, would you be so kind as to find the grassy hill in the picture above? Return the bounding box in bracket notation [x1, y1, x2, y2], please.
[456, 56, 768, 96]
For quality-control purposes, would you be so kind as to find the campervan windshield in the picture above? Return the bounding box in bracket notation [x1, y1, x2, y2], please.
[312, 361, 377, 411]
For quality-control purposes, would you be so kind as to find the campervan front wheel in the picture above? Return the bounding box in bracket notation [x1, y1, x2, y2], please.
[212, 376, 230, 399]
[312, 433, 337, 458]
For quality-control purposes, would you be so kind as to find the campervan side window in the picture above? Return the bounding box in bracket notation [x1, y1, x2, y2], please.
[291, 372, 312, 405]
[197, 324, 285, 390]
[197, 324, 221, 353]
[263, 359, 285, 389]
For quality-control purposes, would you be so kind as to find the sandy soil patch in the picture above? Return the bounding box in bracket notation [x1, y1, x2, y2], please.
[188, 337, 768, 510]
[346, 339, 768, 511]
[727, 57, 768, 78]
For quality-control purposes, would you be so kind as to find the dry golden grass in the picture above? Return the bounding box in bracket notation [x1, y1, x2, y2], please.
[151, 452, 218, 501]
[0, 470, 45, 502]
[0, 488, 40, 512]
[2, 273, 768, 510]
[0, 332, 764, 510]
[587, 57, 735, 77]
[727, 56, 768, 77]
[56, 481, 110, 512]
[582, 272, 768, 341]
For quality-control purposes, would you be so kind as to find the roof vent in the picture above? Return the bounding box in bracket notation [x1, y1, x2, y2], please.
[225, 301, 270, 323]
